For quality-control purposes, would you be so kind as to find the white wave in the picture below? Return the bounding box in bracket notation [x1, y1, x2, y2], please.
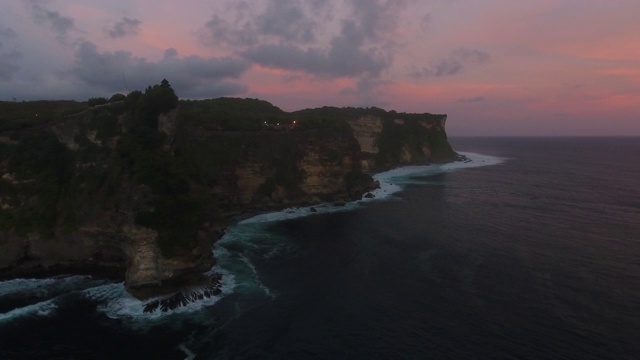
[440, 151, 506, 171]
[238, 254, 276, 298]
[0, 299, 57, 323]
[0, 275, 108, 323]
[211, 240, 276, 299]
[83, 282, 127, 302]
[0, 275, 96, 300]
[238, 202, 358, 225]
[217, 221, 296, 257]
[369, 165, 440, 200]
[235, 152, 505, 226]
[179, 343, 197, 360]
[83, 266, 236, 320]
[215, 218, 298, 300]
[0, 278, 57, 298]
[368, 152, 506, 198]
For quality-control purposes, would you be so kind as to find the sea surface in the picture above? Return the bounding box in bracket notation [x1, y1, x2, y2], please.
[1, 137, 639, 359]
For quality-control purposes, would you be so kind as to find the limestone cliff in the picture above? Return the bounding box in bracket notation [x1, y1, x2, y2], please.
[0, 85, 455, 296]
[292, 106, 455, 171]
[349, 113, 453, 171]
[348, 115, 383, 154]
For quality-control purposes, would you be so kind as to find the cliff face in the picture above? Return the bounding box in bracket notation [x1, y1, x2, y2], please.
[348, 115, 383, 154]
[348, 114, 452, 171]
[292, 106, 455, 171]
[0, 86, 216, 295]
[0, 120, 217, 295]
[0, 91, 455, 296]
[194, 130, 364, 212]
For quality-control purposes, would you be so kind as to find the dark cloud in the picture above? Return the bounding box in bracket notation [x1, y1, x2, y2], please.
[73, 41, 250, 98]
[203, 0, 406, 79]
[29, 2, 75, 43]
[339, 77, 392, 107]
[164, 48, 178, 58]
[107, 17, 141, 39]
[420, 13, 432, 32]
[0, 26, 20, 80]
[451, 48, 490, 63]
[0, 26, 17, 47]
[242, 31, 389, 78]
[204, 14, 258, 47]
[412, 48, 490, 78]
[309, 0, 329, 10]
[348, 0, 408, 42]
[0, 51, 22, 81]
[204, 0, 320, 47]
[456, 96, 486, 102]
[256, 0, 316, 43]
[432, 58, 463, 76]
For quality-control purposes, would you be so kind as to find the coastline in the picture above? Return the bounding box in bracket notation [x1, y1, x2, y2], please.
[0, 151, 506, 321]
[0, 151, 484, 286]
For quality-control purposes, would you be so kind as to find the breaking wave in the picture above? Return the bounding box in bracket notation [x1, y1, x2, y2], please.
[236, 151, 506, 225]
[0, 275, 103, 324]
[82, 267, 236, 321]
[0, 299, 58, 323]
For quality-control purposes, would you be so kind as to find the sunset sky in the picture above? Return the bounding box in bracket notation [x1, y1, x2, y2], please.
[1, 0, 639, 135]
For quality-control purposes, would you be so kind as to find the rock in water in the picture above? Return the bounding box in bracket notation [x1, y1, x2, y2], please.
[142, 273, 223, 313]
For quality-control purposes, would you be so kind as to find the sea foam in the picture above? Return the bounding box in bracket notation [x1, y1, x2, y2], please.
[83, 267, 236, 320]
[238, 152, 505, 225]
[0, 275, 104, 323]
[0, 299, 57, 323]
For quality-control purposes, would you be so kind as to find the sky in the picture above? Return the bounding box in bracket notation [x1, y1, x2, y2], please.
[0, 0, 639, 136]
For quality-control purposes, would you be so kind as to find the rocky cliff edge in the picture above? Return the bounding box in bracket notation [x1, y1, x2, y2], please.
[0, 83, 455, 297]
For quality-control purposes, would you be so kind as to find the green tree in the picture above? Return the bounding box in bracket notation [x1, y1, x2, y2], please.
[88, 97, 108, 107]
[133, 80, 178, 130]
[109, 93, 126, 103]
[124, 90, 142, 111]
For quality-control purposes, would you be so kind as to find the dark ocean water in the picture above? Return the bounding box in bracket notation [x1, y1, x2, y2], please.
[1, 137, 639, 359]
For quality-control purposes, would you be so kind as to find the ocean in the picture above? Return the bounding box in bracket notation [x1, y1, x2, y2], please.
[1, 137, 639, 359]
